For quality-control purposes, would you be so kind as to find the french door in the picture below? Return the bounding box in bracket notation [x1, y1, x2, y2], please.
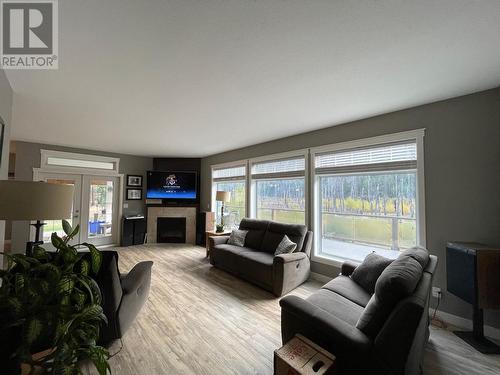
[35, 172, 120, 248]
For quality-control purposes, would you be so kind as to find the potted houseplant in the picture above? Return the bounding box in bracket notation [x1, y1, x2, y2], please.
[0, 220, 110, 374]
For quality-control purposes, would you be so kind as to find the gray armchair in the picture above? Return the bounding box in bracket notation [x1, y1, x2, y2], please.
[95, 251, 153, 344]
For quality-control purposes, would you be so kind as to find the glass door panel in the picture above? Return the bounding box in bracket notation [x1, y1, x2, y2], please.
[81, 176, 119, 246]
[88, 179, 114, 239]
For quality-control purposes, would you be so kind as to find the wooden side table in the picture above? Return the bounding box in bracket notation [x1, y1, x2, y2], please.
[206, 230, 231, 257]
[274, 334, 336, 375]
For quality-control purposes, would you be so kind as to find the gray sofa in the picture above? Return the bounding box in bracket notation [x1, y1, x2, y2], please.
[209, 218, 313, 296]
[280, 247, 438, 375]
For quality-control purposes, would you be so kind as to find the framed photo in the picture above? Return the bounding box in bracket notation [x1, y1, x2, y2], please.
[127, 188, 142, 200]
[127, 174, 142, 187]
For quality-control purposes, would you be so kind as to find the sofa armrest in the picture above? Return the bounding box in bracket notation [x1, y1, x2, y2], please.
[280, 295, 371, 355]
[341, 261, 358, 276]
[273, 253, 310, 296]
[118, 261, 153, 337]
[209, 235, 230, 248]
[274, 252, 307, 264]
[121, 261, 153, 294]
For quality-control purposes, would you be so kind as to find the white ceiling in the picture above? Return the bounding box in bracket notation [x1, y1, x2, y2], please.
[7, 0, 500, 157]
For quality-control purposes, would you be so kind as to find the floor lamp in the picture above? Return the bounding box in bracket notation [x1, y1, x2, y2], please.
[215, 191, 231, 232]
[0, 180, 74, 255]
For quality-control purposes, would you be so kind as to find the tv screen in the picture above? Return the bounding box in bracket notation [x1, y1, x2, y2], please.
[146, 171, 197, 199]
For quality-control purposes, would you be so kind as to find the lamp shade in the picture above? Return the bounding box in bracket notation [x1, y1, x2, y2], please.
[215, 190, 231, 203]
[0, 180, 74, 220]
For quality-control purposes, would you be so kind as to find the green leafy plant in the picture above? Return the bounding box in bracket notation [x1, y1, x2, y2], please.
[0, 220, 111, 374]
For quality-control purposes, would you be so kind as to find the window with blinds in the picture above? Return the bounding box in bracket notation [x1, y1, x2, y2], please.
[251, 155, 306, 224]
[314, 139, 418, 262]
[315, 141, 417, 174]
[313, 139, 420, 263]
[251, 156, 305, 179]
[212, 165, 246, 181]
[211, 164, 247, 228]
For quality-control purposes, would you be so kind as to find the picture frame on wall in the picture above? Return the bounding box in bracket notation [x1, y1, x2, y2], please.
[127, 174, 143, 187]
[127, 188, 142, 200]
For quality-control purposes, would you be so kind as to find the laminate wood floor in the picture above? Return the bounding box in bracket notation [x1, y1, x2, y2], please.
[83, 244, 500, 375]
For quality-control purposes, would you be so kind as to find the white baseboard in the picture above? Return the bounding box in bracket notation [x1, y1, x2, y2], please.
[431, 309, 500, 341]
[309, 272, 333, 284]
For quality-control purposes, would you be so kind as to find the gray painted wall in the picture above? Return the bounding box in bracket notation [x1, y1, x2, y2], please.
[0, 70, 13, 266]
[201, 88, 500, 328]
[11, 141, 153, 252]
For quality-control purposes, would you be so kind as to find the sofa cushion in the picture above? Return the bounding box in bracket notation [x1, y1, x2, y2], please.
[274, 235, 297, 256]
[236, 250, 274, 287]
[239, 218, 270, 249]
[356, 253, 424, 338]
[227, 229, 248, 247]
[211, 244, 253, 270]
[322, 276, 371, 307]
[351, 253, 393, 294]
[260, 222, 307, 254]
[306, 289, 364, 326]
[213, 244, 250, 255]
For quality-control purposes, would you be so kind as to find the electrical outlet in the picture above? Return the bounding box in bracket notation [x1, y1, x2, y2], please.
[432, 287, 441, 298]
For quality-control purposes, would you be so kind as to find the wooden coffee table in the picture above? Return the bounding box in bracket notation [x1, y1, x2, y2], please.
[205, 230, 231, 257]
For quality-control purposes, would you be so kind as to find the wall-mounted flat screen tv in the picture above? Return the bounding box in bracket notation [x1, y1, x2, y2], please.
[146, 171, 197, 200]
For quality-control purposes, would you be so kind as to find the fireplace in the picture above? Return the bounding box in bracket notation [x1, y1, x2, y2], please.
[148, 207, 196, 245]
[157, 217, 186, 243]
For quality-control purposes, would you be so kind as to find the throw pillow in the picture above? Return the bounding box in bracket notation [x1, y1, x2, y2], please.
[356, 253, 424, 337]
[227, 229, 248, 247]
[274, 235, 297, 256]
[399, 246, 430, 269]
[351, 252, 393, 294]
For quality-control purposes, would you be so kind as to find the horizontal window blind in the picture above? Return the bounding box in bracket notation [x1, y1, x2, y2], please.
[212, 165, 246, 181]
[315, 141, 417, 174]
[251, 157, 305, 179]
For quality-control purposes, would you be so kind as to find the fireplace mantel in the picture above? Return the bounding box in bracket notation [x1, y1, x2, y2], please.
[147, 206, 197, 245]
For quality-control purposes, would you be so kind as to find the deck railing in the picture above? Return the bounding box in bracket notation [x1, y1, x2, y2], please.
[223, 205, 416, 251]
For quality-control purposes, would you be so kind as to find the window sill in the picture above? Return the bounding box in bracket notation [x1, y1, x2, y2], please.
[313, 243, 400, 267]
[311, 253, 354, 268]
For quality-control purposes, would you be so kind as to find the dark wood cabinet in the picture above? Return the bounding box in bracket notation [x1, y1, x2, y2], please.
[122, 217, 147, 246]
[446, 242, 500, 353]
[197, 211, 215, 246]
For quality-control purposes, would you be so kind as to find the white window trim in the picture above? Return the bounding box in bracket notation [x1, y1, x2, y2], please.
[248, 148, 308, 165]
[310, 129, 426, 267]
[40, 149, 120, 175]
